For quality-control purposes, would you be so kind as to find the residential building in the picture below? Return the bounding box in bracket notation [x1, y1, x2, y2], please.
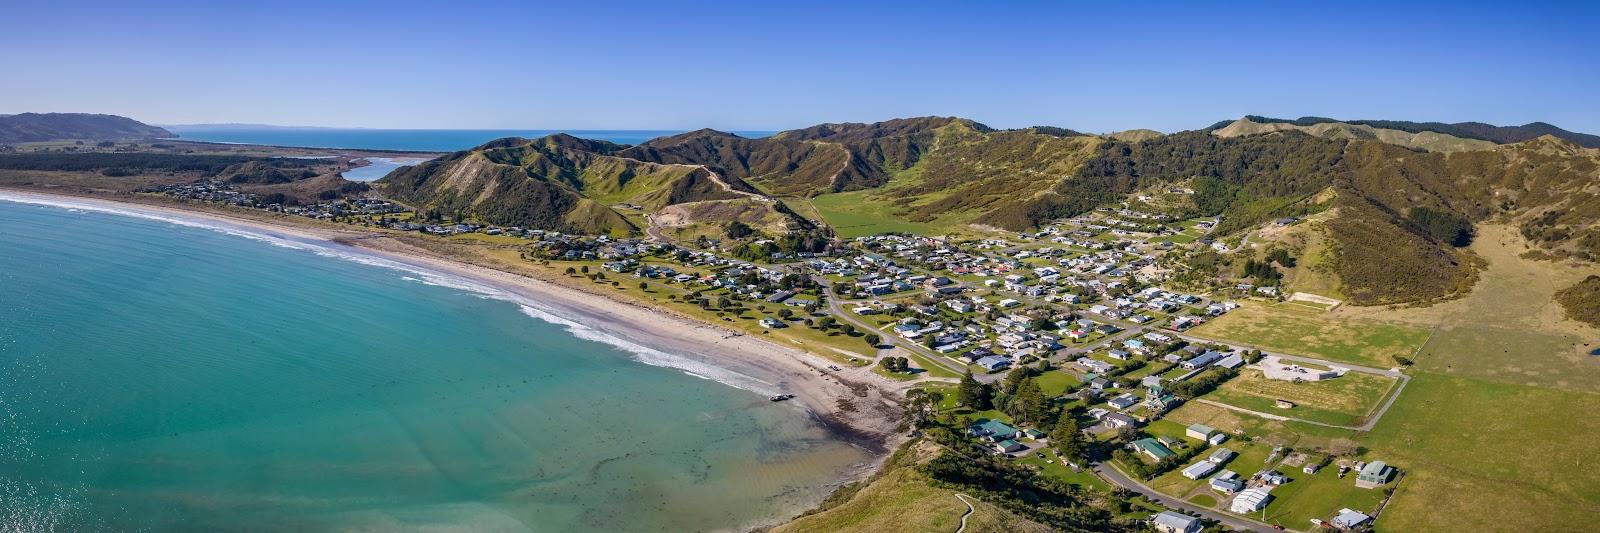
[1132, 438, 1176, 461]
[1331, 508, 1373, 529]
[1356, 460, 1394, 488]
[1151, 511, 1203, 533]
[1181, 460, 1219, 480]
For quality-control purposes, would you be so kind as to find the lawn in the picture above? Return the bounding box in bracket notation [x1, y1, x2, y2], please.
[1034, 369, 1080, 397]
[1018, 449, 1111, 492]
[1257, 463, 1388, 527]
[1205, 369, 1397, 426]
[1189, 302, 1430, 367]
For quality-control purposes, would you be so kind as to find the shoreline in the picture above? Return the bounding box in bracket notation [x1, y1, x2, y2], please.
[0, 187, 909, 473]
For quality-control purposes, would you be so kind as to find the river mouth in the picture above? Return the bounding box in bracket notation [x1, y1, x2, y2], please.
[341, 156, 427, 181]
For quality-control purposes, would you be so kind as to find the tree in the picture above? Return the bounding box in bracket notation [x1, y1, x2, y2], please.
[957, 371, 992, 410]
[725, 220, 755, 239]
[1007, 378, 1047, 425]
[638, 281, 649, 291]
[564, 267, 577, 275]
[580, 265, 589, 274]
[1052, 417, 1088, 464]
[864, 333, 882, 347]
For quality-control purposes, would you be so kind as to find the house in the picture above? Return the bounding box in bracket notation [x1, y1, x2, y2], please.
[1356, 460, 1395, 488]
[1185, 424, 1215, 441]
[992, 439, 1026, 454]
[1181, 460, 1219, 480]
[1331, 508, 1373, 529]
[1103, 412, 1137, 429]
[998, 298, 1022, 308]
[1132, 438, 1176, 461]
[1259, 470, 1289, 486]
[975, 355, 1012, 372]
[759, 317, 786, 329]
[1107, 349, 1131, 360]
[1230, 487, 1273, 513]
[1208, 433, 1228, 446]
[969, 419, 1020, 442]
[1208, 447, 1236, 464]
[1150, 511, 1203, 533]
[1108, 393, 1139, 410]
[1087, 377, 1113, 391]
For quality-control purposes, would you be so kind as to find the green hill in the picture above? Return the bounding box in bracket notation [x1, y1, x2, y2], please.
[376, 134, 807, 235]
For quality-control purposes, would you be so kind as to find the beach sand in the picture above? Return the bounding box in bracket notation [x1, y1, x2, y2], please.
[0, 188, 911, 459]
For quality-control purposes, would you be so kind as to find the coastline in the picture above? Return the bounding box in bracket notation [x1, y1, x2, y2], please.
[0, 188, 909, 484]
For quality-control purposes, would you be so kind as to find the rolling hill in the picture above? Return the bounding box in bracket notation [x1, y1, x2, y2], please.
[376, 134, 808, 236]
[0, 113, 172, 143]
[377, 116, 1600, 305]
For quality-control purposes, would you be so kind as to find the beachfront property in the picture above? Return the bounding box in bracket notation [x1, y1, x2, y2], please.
[1150, 511, 1203, 533]
[969, 419, 1020, 442]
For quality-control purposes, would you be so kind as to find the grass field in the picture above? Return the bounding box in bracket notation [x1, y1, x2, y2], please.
[1206, 369, 1397, 426]
[1190, 302, 1430, 367]
[1034, 369, 1080, 397]
[809, 191, 948, 238]
[1361, 373, 1600, 531]
[773, 467, 1045, 533]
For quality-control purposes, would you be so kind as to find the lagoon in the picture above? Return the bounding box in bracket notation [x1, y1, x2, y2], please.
[0, 198, 865, 531]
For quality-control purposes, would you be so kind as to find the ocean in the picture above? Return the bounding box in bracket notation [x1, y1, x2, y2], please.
[162, 126, 776, 152]
[0, 196, 867, 531]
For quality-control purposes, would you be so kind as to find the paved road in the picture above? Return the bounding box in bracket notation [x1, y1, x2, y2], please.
[953, 493, 975, 533]
[1094, 462, 1282, 533]
[817, 281, 975, 378]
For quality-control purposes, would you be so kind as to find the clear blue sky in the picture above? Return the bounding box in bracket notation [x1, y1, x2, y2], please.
[4, 0, 1597, 133]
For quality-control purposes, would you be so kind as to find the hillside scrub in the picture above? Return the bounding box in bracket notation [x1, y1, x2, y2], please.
[1555, 275, 1600, 327]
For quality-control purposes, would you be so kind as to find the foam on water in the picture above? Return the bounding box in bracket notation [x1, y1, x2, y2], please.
[0, 192, 775, 396]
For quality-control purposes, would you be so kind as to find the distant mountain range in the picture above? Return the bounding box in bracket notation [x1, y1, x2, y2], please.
[0, 113, 172, 143]
[1205, 115, 1600, 148]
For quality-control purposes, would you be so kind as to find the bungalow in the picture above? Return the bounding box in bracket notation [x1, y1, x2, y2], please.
[1076, 357, 1114, 374]
[852, 306, 879, 315]
[1108, 393, 1139, 410]
[992, 439, 1026, 454]
[1181, 460, 1219, 480]
[759, 317, 786, 329]
[998, 298, 1022, 308]
[1150, 511, 1202, 533]
[1230, 487, 1273, 513]
[1132, 438, 1176, 461]
[969, 419, 1020, 442]
[1259, 470, 1289, 486]
[1107, 349, 1131, 360]
[1087, 377, 1113, 391]
[1332, 508, 1373, 529]
[1185, 424, 1215, 441]
[1123, 339, 1147, 352]
[1208, 433, 1228, 446]
[1356, 460, 1394, 488]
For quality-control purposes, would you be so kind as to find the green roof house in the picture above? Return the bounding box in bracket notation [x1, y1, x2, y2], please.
[1132, 437, 1176, 461]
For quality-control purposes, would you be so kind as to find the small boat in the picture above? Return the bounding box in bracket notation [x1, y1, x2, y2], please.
[768, 393, 795, 402]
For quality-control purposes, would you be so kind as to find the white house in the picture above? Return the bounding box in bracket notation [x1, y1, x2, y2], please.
[1151, 511, 1202, 533]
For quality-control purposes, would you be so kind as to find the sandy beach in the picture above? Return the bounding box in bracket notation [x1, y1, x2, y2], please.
[0, 188, 910, 460]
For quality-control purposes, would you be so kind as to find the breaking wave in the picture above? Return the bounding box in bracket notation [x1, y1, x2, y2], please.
[0, 192, 775, 396]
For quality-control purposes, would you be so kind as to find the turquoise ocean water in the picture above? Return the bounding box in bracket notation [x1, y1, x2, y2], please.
[163, 126, 775, 152]
[0, 195, 867, 531]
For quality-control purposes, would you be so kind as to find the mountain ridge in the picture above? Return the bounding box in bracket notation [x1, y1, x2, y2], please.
[0, 113, 172, 143]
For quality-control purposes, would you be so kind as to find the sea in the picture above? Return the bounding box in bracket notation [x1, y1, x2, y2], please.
[162, 125, 776, 153]
[0, 195, 868, 531]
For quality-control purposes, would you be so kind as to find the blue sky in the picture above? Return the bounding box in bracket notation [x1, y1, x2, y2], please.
[4, 0, 1597, 133]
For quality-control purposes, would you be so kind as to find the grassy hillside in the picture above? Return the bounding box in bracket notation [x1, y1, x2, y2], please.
[1208, 115, 1600, 148]
[1213, 117, 1496, 152]
[377, 134, 805, 235]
